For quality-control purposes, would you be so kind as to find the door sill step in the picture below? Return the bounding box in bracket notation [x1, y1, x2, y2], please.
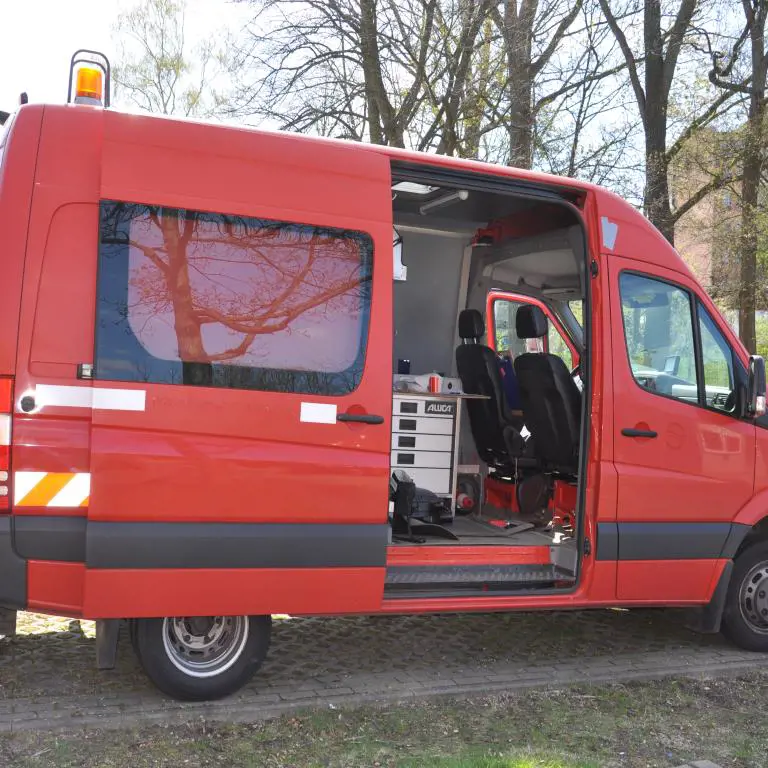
[385, 564, 574, 590]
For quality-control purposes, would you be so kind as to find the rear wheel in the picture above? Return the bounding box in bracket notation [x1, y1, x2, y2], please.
[133, 615, 271, 700]
[722, 541, 768, 652]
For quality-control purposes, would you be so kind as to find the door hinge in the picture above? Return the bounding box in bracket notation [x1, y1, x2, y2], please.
[590, 260, 599, 278]
[583, 537, 592, 557]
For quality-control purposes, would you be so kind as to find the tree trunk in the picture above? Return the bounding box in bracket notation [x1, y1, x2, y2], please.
[504, 1, 535, 169]
[160, 212, 207, 360]
[359, 0, 402, 146]
[738, 93, 766, 353]
[737, 2, 767, 354]
[643, 0, 675, 244]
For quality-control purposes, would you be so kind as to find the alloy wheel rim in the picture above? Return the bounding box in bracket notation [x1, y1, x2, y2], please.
[162, 616, 249, 678]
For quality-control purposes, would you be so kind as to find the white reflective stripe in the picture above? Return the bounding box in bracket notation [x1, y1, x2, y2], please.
[93, 388, 146, 411]
[0, 414, 10, 446]
[47, 473, 91, 507]
[36, 385, 92, 409]
[35, 385, 146, 412]
[13, 471, 46, 505]
[300, 402, 337, 424]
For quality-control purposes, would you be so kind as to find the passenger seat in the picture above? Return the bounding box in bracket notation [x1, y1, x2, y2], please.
[513, 305, 581, 475]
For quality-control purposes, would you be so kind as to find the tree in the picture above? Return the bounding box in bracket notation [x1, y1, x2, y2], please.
[229, 0, 495, 150]
[113, 0, 229, 117]
[493, 0, 584, 167]
[229, 0, 635, 180]
[706, 0, 768, 353]
[598, 0, 743, 244]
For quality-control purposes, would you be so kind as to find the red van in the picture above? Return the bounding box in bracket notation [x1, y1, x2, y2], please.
[1, 54, 767, 701]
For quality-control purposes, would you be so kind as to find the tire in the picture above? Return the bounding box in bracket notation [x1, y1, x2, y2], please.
[722, 541, 768, 652]
[133, 615, 271, 701]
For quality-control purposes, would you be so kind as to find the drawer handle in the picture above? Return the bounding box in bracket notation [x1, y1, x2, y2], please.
[399, 402, 418, 414]
[399, 419, 417, 431]
[397, 453, 415, 465]
[398, 436, 416, 448]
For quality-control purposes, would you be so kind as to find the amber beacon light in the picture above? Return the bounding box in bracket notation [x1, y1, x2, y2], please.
[75, 67, 103, 102]
[67, 49, 111, 107]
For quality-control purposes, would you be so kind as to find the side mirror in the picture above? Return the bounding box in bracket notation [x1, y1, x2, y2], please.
[747, 355, 766, 417]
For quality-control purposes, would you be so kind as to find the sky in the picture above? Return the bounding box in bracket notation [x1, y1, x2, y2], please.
[0, 0, 247, 111]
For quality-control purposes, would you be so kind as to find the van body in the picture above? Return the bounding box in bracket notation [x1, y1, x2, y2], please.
[2, 98, 768, 701]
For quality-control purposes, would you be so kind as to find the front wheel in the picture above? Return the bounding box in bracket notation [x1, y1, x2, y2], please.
[722, 541, 768, 652]
[133, 615, 271, 700]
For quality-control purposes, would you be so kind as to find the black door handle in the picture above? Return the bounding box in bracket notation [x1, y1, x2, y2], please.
[621, 427, 658, 438]
[337, 413, 384, 425]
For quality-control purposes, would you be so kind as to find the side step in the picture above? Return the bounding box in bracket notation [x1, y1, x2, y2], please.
[385, 564, 574, 595]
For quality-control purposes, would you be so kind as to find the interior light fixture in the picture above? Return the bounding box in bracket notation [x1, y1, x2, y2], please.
[419, 189, 469, 216]
[391, 182, 438, 195]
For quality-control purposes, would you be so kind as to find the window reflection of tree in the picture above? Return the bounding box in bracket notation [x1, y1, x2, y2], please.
[100, 203, 371, 390]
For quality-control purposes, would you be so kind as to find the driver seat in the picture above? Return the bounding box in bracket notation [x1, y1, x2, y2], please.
[513, 305, 581, 475]
[455, 309, 536, 474]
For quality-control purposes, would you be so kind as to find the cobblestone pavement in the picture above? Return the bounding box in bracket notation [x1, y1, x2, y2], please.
[0, 609, 766, 732]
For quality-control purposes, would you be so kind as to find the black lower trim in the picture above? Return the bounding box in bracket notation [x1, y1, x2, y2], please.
[15, 516, 86, 562]
[0, 517, 27, 609]
[596, 522, 618, 560]
[86, 521, 388, 569]
[596, 521, 750, 561]
[7, 518, 388, 570]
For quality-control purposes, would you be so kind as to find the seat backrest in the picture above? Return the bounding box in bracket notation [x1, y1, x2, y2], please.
[455, 309, 520, 464]
[513, 305, 581, 470]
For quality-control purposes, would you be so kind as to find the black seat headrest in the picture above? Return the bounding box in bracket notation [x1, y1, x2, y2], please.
[458, 309, 484, 340]
[516, 305, 548, 340]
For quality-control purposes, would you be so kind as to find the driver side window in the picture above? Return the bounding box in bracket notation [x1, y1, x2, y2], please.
[698, 305, 736, 413]
[619, 273, 699, 403]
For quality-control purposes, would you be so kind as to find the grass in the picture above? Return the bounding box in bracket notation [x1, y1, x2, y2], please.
[2, 671, 768, 767]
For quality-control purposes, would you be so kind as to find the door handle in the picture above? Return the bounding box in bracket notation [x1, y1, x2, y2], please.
[621, 427, 658, 438]
[337, 413, 384, 425]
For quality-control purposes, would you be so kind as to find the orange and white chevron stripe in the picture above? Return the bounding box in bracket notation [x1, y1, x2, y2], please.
[14, 472, 90, 508]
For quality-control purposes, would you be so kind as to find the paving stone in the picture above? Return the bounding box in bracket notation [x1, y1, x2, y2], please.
[0, 609, 766, 732]
[679, 762, 723, 768]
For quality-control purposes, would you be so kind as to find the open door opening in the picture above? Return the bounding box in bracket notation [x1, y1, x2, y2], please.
[386, 163, 590, 599]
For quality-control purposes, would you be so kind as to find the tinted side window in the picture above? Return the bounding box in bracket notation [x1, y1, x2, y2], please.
[96, 202, 373, 395]
[698, 305, 736, 414]
[619, 273, 699, 403]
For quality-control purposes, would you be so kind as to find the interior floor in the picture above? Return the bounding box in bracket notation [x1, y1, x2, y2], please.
[391, 512, 558, 547]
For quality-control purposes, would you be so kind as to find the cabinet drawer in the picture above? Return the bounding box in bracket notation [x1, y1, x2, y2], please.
[396, 467, 452, 495]
[391, 432, 453, 452]
[391, 450, 452, 469]
[392, 415, 454, 435]
[393, 397, 457, 419]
